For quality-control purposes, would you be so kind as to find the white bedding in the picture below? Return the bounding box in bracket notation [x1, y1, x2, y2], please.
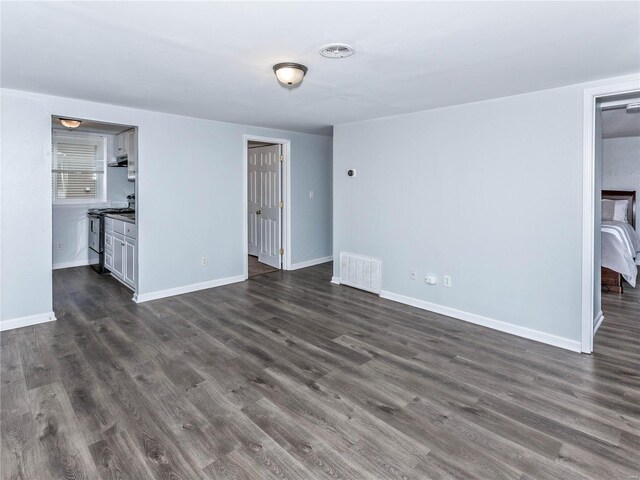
[601, 220, 640, 287]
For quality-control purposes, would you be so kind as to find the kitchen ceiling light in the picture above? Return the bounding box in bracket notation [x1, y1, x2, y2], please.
[60, 118, 81, 128]
[273, 63, 308, 87]
[626, 103, 640, 113]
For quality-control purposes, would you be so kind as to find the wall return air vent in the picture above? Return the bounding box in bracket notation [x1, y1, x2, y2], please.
[340, 252, 381, 294]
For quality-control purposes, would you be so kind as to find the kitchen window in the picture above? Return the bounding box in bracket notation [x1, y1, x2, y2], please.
[52, 133, 106, 204]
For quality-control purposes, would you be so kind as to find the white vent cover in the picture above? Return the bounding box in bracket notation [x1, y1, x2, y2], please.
[340, 252, 381, 294]
[319, 44, 355, 59]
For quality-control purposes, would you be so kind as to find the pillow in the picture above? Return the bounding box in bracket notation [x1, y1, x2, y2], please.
[613, 199, 629, 222]
[602, 199, 615, 221]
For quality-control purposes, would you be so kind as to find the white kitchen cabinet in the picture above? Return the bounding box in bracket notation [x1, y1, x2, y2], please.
[116, 128, 137, 182]
[116, 131, 128, 156]
[124, 222, 136, 239]
[104, 221, 114, 272]
[106, 216, 136, 291]
[124, 237, 136, 287]
[105, 249, 113, 271]
[113, 218, 125, 235]
[126, 129, 136, 182]
[112, 233, 125, 279]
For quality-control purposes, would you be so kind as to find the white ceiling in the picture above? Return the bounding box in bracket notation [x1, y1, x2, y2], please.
[2, 2, 639, 136]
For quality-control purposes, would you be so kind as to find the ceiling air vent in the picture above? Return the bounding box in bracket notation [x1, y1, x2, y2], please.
[319, 44, 355, 59]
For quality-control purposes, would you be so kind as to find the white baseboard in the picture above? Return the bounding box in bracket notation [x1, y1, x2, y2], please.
[0, 311, 56, 332]
[290, 256, 333, 270]
[331, 276, 341, 285]
[379, 290, 581, 353]
[53, 259, 89, 270]
[133, 275, 245, 303]
[593, 310, 604, 334]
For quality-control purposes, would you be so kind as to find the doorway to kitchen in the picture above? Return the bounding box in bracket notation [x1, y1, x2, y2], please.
[51, 115, 139, 304]
[243, 135, 291, 279]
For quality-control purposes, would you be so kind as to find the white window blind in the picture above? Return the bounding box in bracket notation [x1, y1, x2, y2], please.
[52, 134, 105, 203]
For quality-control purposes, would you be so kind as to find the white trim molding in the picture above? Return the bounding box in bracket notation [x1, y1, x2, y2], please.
[593, 310, 604, 334]
[0, 311, 57, 332]
[242, 135, 292, 278]
[380, 290, 581, 353]
[331, 276, 341, 285]
[290, 256, 333, 270]
[581, 79, 640, 353]
[133, 275, 245, 303]
[53, 259, 90, 270]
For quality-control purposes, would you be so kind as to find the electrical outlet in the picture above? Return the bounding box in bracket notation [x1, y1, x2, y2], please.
[409, 268, 417, 280]
[201, 257, 208, 266]
[309, 190, 315, 199]
[56, 243, 62, 250]
[444, 275, 452, 287]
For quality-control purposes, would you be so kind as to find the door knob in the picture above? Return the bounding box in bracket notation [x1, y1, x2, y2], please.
[256, 210, 262, 215]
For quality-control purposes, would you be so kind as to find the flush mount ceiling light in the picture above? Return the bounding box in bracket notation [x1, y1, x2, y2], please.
[319, 43, 355, 59]
[60, 118, 82, 129]
[273, 62, 308, 87]
[626, 103, 640, 113]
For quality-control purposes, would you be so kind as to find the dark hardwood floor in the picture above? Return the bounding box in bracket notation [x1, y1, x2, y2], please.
[248, 255, 279, 278]
[1, 263, 639, 479]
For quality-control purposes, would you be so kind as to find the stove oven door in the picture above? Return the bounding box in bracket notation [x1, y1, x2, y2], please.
[88, 214, 103, 272]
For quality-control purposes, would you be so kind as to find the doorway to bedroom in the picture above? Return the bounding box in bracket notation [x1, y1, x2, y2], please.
[592, 90, 640, 350]
[244, 136, 291, 279]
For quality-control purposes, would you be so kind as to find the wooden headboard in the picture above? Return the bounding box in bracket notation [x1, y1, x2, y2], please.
[602, 190, 636, 229]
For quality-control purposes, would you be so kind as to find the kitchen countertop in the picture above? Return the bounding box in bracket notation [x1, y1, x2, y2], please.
[106, 213, 135, 224]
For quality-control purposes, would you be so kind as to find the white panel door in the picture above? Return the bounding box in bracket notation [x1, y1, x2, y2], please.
[247, 149, 260, 256]
[255, 145, 282, 268]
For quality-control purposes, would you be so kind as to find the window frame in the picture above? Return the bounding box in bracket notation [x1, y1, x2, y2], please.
[52, 131, 108, 205]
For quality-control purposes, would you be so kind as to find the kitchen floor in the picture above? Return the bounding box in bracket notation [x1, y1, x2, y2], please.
[0, 264, 638, 479]
[248, 254, 279, 278]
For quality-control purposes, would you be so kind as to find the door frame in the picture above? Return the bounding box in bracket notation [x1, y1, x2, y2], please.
[580, 80, 640, 353]
[243, 135, 291, 279]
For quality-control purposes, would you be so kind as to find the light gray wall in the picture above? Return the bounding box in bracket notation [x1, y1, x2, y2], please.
[291, 135, 332, 263]
[52, 132, 134, 268]
[1, 93, 53, 321]
[602, 136, 640, 236]
[1, 88, 332, 325]
[333, 74, 636, 345]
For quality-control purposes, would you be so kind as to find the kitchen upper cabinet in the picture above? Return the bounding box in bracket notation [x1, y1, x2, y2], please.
[124, 237, 136, 287]
[126, 129, 136, 182]
[116, 131, 128, 157]
[115, 128, 137, 182]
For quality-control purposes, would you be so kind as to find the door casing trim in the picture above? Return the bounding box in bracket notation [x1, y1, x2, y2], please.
[581, 80, 640, 353]
[243, 135, 292, 279]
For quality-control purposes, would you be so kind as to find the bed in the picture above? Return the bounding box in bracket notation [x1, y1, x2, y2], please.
[601, 190, 640, 293]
